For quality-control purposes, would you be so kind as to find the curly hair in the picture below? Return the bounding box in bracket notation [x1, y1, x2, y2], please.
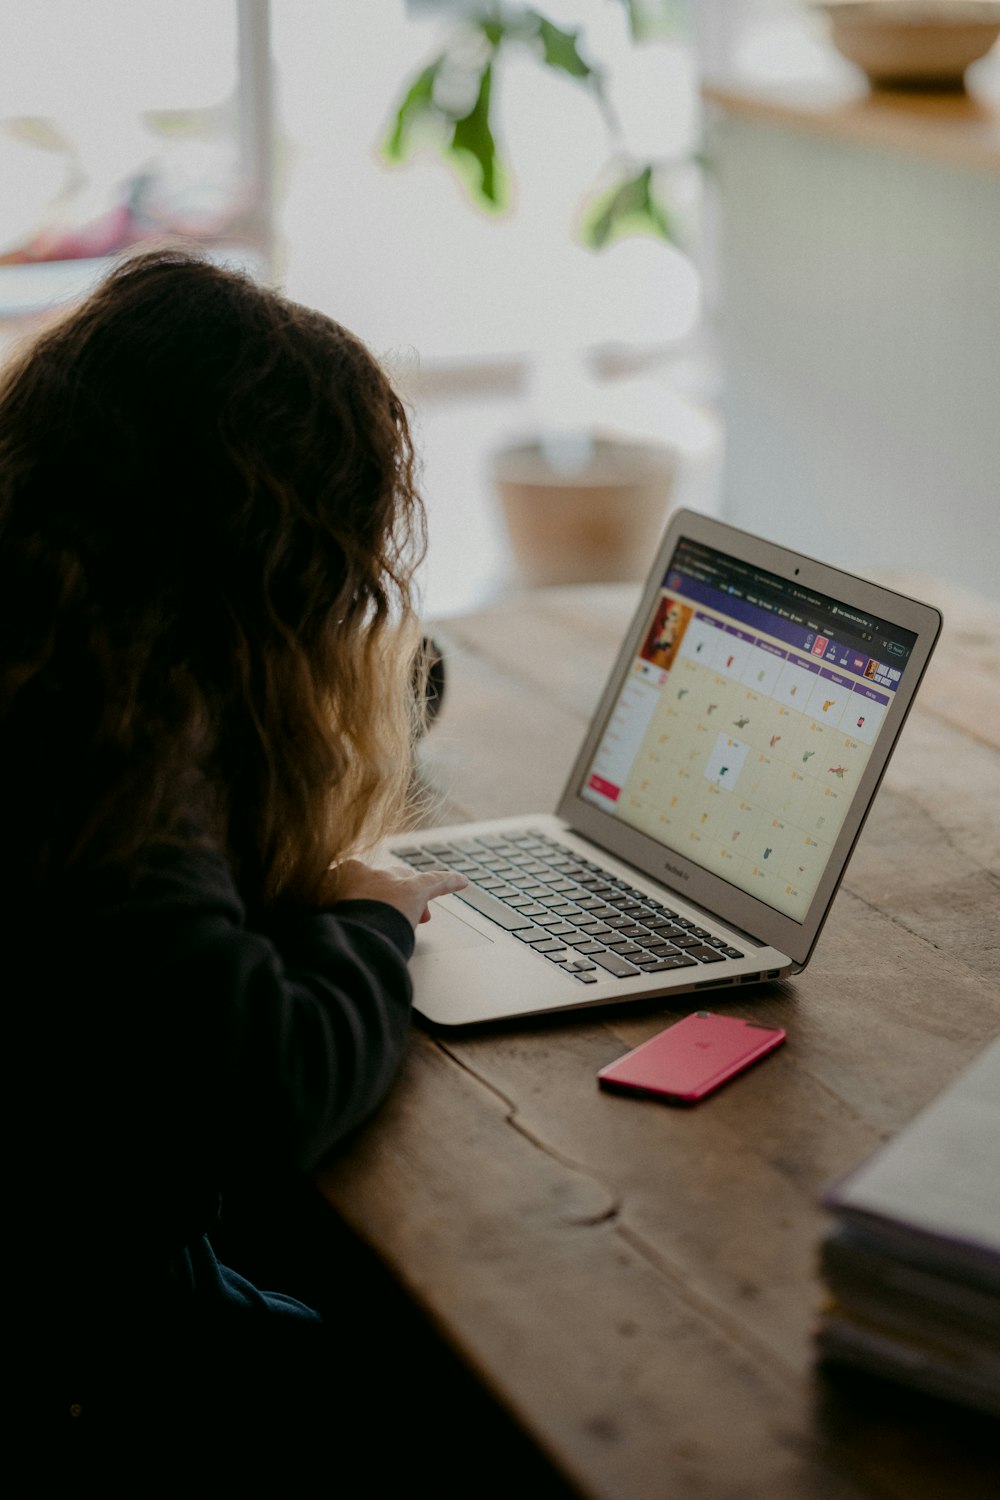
[0, 248, 428, 907]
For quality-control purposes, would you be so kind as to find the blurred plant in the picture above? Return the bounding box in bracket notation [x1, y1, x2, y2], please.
[382, 0, 693, 249]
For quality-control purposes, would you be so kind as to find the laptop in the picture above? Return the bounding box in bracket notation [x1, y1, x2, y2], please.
[388, 508, 941, 1028]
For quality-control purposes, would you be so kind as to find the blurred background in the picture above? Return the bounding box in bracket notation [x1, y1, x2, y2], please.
[1, 0, 998, 615]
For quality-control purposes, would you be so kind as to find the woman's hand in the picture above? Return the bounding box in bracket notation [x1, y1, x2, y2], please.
[326, 858, 469, 932]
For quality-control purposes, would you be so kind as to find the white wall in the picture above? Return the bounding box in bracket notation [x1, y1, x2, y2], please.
[709, 109, 1000, 602]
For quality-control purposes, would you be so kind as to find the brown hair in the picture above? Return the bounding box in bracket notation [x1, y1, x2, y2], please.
[0, 247, 427, 907]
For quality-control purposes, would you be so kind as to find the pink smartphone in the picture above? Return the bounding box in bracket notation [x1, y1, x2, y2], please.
[597, 1010, 786, 1105]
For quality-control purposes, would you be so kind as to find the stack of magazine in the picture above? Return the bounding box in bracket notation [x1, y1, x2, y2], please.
[816, 1034, 1000, 1417]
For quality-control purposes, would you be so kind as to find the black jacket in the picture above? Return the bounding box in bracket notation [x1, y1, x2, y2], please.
[31, 843, 414, 1370]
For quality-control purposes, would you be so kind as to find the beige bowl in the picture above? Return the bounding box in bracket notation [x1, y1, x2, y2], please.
[818, 1, 1000, 88]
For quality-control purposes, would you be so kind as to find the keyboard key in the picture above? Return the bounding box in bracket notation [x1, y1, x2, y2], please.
[646, 920, 685, 938]
[456, 885, 533, 930]
[590, 950, 641, 977]
[639, 955, 697, 971]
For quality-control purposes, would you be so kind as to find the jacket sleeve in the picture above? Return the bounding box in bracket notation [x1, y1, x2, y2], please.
[240, 894, 417, 1172]
[83, 847, 418, 1203]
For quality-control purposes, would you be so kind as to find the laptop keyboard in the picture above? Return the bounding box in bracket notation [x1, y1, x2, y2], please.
[394, 830, 745, 986]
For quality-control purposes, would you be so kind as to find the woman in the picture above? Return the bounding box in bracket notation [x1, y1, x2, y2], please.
[0, 248, 466, 1430]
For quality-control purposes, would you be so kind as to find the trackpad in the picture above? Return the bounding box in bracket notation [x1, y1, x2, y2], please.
[416, 905, 494, 954]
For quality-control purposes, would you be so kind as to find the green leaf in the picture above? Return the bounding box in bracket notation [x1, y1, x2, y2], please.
[448, 61, 505, 207]
[382, 55, 445, 163]
[579, 164, 675, 249]
[532, 13, 594, 80]
[479, 18, 506, 49]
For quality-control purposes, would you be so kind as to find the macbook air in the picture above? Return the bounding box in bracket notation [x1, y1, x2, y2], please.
[388, 508, 941, 1028]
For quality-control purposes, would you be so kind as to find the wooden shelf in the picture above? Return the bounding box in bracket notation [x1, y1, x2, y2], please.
[703, 76, 1000, 175]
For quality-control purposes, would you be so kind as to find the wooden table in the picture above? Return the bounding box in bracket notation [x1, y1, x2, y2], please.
[318, 575, 1000, 1500]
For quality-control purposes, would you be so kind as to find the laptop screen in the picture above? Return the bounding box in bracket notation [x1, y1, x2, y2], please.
[579, 534, 919, 922]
